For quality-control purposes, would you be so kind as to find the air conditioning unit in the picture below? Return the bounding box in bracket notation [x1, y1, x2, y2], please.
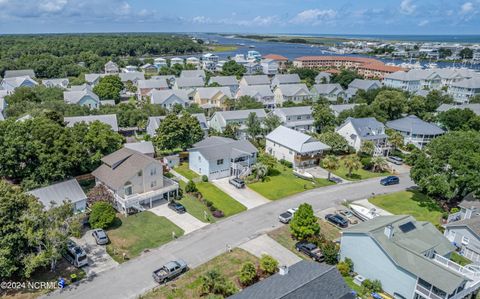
[354, 274, 366, 286]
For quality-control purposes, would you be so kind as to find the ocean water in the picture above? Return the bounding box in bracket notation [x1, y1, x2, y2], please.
[284, 34, 480, 43]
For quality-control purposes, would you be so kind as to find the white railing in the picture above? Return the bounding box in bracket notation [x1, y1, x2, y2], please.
[447, 211, 463, 223]
[449, 280, 480, 299]
[433, 254, 480, 279]
[114, 178, 179, 209]
[415, 284, 445, 299]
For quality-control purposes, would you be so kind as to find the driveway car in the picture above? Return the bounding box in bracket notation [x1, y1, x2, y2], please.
[337, 209, 358, 225]
[387, 156, 403, 165]
[295, 242, 324, 262]
[229, 177, 245, 189]
[168, 201, 186, 213]
[279, 208, 298, 224]
[92, 228, 109, 245]
[325, 214, 348, 228]
[380, 176, 400, 186]
[152, 259, 188, 283]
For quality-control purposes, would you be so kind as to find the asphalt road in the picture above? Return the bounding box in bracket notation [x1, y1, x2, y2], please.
[45, 173, 414, 299]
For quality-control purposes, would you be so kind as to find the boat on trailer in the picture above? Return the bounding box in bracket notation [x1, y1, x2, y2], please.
[292, 169, 314, 180]
[349, 204, 380, 222]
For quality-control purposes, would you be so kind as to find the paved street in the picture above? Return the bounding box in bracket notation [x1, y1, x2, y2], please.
[212, 177, 269, 209]
[45, 173, 414, 299]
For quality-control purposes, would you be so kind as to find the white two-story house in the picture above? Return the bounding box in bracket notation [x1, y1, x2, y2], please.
[336, 117, 390, 156]
[271, 106, 314, 132]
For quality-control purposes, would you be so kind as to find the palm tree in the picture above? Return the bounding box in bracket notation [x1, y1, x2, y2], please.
[388, 130, 404, 152]
[360, 140, 375, 156]
[371, 156, 388, 173]
[322, 155, 340, 181]
[343, 155, 362, 178]
[251, 163, 268, 181]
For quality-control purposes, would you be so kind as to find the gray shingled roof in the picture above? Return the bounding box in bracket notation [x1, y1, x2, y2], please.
[343, 215, 465, 294]
[64, 114, 118, 131]
[348, 79, 381, 90]
[195, 87, 232, 99]
[28, 179, 86, 210]
[85, 73, 103, 84]
[229, 261, 354, 299]
[180, 70, 206, 78]
[42, 78, 69, 88]
[175, 76, 205, 88]
[4, 69, 36, 78]
[445, 217, 480, 238]
[119, 72, 145, 82]
[124, 141, 155, 155]
[271, 74, 301, 86]
[276, 83, 310, 97]
[436, 103, 480, 116]
[148, 89, 189, 105]
[137, 79, 168, 89]
[213, 109, 266, 127]
[386, 115, 444, 135]
[451, 77, 480, 89]
[330, 104, 357, 115]
[242, 75, 270, 85]
[63, 89, 100, 105]
[190, 137, 257, 161]
[209, 76, 238, 86]
[311, 84, 343, 95]
[266, 126, 330, 154]
[272, 106, 312, 118]
[342, 117, 387, 140]
[237, 85, 273, 98]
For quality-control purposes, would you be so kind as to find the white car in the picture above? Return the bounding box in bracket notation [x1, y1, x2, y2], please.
[279, 208, 298, 224]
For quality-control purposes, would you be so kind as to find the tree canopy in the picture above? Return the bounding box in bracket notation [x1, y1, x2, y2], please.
[93, 75, 124, 101]
[154, 113, 204, 151]
[221, 60, 246, 78]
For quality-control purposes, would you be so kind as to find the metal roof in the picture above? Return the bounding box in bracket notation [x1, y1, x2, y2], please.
[266, 126, 330, 154]
[124, 141, 155, 155]
[190, 137, 257, 161]
[28, 179, 86, 210]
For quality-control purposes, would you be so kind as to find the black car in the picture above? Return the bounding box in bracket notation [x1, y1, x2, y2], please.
[380, 176, 400, 186]
[168, 201, 186, 213]
[295, 242, 324, 262]
[229, 178, 245, 189]
[325, 214, 349, 228]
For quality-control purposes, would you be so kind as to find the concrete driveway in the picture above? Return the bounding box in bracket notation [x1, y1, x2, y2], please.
[212, 177, 269, 209]
[240, 235, 301, 267]
[74, 230, 118, 277]
[150, 203, 208, 234]
[308, 166, 346, 183]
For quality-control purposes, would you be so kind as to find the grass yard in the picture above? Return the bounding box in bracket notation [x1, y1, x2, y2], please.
[106, 212, 184, 263]
[450, 252, 472, 266]
[142, 248, 258, 299]
[248, 165, 334, 200]
[208, 44, 238, 52]
[343, 276, 363, 294]
[332, 164, 389, 181]
[196, 182, 247, 217]
[368, 191, 443, 225]
[179, 194, 216, 223]
[174, 163, 199, 180]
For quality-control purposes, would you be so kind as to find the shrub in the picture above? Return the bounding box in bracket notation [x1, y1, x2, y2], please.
[337, 262, 350, 277]
[320, 241, 339, 265]
[279, 159, 293, 168]
[69, 214, 84, 238]
[360, 157, 373, 170]
[204, 199, 213, 207]
[259, 254, 278, 275]
[212, 210, 224, 218]
[202, 175, 209, 182]
[200, 269, 238, 297]
[209, 205, 217, 212]
[344, 257, 354, 272]
[89, 202, 116, 229]
[239, 262, 257, 286]
[362, 279, 382, 293]
[185, 180, 198, 193]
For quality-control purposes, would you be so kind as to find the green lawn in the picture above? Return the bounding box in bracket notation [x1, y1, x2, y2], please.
[142, 248, 258, 299]
[209, 44, 239, 52]
[248, 164, 334, 200]
[450, 252, 472, 266]
[106, 212, 184, 263]
[179, 194, 216, 223]
[174, 163, 199, 180]
[368, 191, 444, 224]
[332, 164, 389, 181]
[196, 182, 246, 217]
[343, 276, 363, 294]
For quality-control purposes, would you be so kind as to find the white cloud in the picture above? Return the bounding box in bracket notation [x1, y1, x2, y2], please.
[290, 9, 337, 25]
[400, 0, 416, 15]
[418, 20, 429, 26]
[39, 0, 68, 13]
[191, 15, 279, 27]
[192, 16, 212, 24]
[461, 2, 474, 13]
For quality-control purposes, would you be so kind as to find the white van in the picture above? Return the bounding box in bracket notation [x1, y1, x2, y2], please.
[63, 240, 88, 267]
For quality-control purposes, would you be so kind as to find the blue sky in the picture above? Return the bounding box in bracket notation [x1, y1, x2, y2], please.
[0, 0, 479, 35]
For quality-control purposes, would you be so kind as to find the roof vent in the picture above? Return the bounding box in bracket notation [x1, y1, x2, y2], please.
[384, 224, 394, 239]
[279, 265, 289, 276]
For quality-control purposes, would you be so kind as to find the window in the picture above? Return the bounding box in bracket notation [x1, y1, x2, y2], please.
[124, 183, 133, 196]
[150, 168, 156, 176]
[217, 159, 224, 165]
[462, 236, 470, 245]
[297, 116, 301, 120]
[150, 181, 157, 188]
[137, 170, 142, 177]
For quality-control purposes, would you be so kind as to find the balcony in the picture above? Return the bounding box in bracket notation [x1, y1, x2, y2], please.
[415, 284, 444, 299]
[446, 211, 463, 223]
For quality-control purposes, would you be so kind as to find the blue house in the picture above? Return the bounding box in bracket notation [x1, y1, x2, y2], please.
[188, 136, 257, 180]
[63, 85, 100, 109]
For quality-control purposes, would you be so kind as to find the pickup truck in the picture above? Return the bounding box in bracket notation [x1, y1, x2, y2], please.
[295, 242, 324, 262]
[152, 259, 188, 283]
[278, 208, 298, 224]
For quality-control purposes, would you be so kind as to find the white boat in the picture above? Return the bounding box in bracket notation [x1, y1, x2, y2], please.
[292, 169, 314, 180]
[349, 204, 380, 222]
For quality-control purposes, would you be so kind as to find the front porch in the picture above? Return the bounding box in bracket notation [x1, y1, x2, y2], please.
[293, 152, 323, 168]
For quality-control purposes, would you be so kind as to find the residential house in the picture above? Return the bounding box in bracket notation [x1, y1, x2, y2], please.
[271, 74, 301, 88]
[236, 85, 275, 108]
[85, 73, 103, 86]
[208, 76, 239, 94]
[137, 79, 169, 98]
[28, 179, 87, 213]
[0, 92, 7, 121]
[239, 75, 270, 87]
[162, 155, 180, 169]
[4, 69, 36, 78]
[209, 109, 267, 139]
[386, 115, 444, 149]
[445, 193, 480, 263]
[230, 261, 354, 299]
[1, 76, 38, 92]
[151, 75, 176, 87]
[311, 84, 346, 102]
[247, 51, 262, 61]
[119, 72, 145, 84]
[173, 77, 205, 99]
[188, 136, 258, 180]
[123, 65, 138, 73]
[330, 104, 358, 117]
[193, 87, 232, 109]
[63, 86, 100, 109]
[271, 106, 314, 132]
[436, 103, 480, 116]
[104, 61, 119, 74]
[64, 114, 119, 131]
[315, 72, 332, 84]
[202, 53, 219, 71]
[244, 62, 264, 75]
[92, 148, 179, 214]
[170, 57, 184, 66]
[140, 64, 158, 74]
[341, 215, 479, 299]
[448, 77, 480, 103]
[274, 83, 311, 106]
[124, 141, 155, 158]
[180, 70, 206, 81]
[146, 113, 208, 137]
[346, 79, 382, 99]
[186, 57, 200, 67]
[154, 58, 167, 69]
[263, 54, 289, 70]
[148, 89, 190, 109]
[336, 117, 389, 156]
[261, 59, 279, 75]
[266, 125, 330, 168]
[42, 78, 69, 89]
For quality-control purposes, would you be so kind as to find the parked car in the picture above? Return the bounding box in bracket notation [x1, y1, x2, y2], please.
[279, 208, 298, 224]
[229, 178, 245, 189]
[63, 240, 88, 267]
[295, 242, 324, 262]
[325, 214, 349, 228]
[387, 156, 403, 165]
[168, 201, 186, 213]
[92, 228, 109, 245]
[336, 209, 358, 225]
[152, 259, 188, 283]
[380, 176, 400, 186]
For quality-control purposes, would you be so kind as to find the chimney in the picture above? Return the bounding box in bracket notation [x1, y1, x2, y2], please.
[384, 225, 394, 239]
[278, 265, 289, 276]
